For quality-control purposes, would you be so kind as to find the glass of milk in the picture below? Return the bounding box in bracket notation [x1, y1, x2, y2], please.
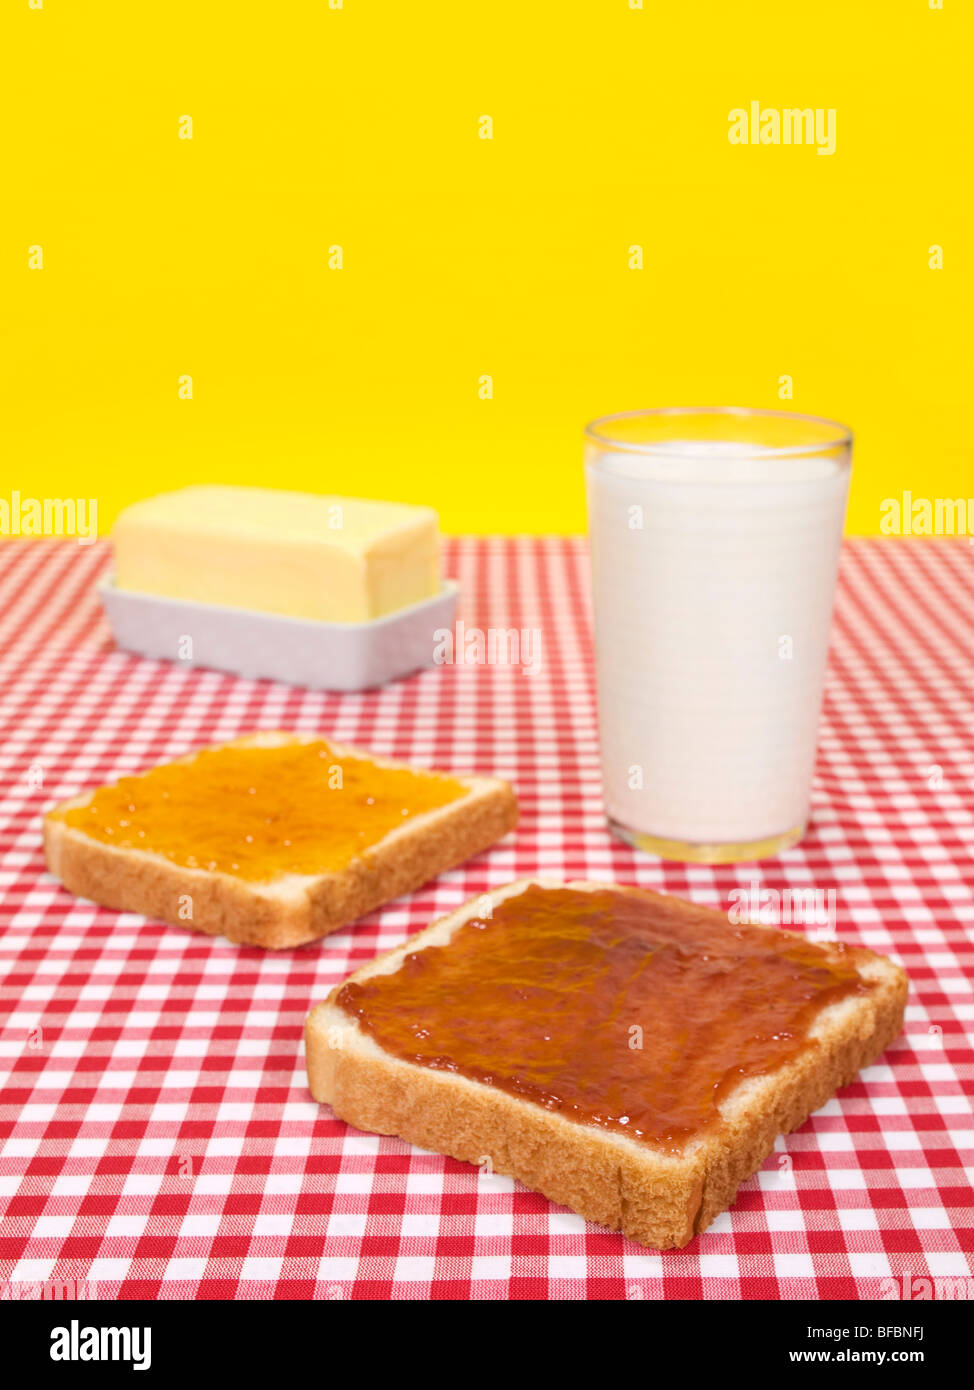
[585, 407, 852, 863]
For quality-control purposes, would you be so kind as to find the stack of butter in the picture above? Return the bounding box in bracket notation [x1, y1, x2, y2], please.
[102, 486, 458, 690]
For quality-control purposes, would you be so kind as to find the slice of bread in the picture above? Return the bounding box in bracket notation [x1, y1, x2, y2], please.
[43, 733, 518, 949]
[306, 879, 908, 1250]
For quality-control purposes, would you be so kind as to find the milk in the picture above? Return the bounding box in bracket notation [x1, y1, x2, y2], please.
[586, 440, 850, 854]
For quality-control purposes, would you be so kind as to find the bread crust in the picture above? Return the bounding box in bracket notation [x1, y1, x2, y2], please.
[43, 734, 518, 949]
[305, 879, 908, 1249]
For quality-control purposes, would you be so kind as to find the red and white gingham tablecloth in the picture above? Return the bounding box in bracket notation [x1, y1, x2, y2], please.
[0, 537, 971, 1300]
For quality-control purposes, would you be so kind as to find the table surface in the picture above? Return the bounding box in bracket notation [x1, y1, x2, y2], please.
[0, 536, 971, 1301]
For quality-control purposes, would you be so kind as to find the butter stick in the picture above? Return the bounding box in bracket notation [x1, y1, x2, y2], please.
[112, 486, 440, 623]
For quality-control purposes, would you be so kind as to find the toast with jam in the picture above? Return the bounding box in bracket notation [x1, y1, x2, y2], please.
[306, 879, 907, 1249]
[44, 733, 518, 948]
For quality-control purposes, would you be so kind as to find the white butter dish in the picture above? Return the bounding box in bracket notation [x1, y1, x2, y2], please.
[99, 578, 460, 691]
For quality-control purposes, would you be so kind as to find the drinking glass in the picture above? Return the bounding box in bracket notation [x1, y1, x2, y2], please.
[585, 407, 852, 863]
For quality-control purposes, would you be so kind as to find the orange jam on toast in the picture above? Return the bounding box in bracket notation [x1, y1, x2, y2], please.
[49, 738, 469, 883]
[336, 884, 872, 1152]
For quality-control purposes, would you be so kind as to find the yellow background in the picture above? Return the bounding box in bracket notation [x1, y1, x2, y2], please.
[3, 1, 970, 535]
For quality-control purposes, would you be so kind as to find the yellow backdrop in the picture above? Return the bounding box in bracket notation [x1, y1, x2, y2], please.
[3, 1, 970, 535]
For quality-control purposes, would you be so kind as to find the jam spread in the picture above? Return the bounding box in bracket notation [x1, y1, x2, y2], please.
[336, 884, 872, 1153]
[49, 738, 469, 883]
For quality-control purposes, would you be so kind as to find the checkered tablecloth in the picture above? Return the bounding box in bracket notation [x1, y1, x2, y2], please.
[0, 536, 971, 1301]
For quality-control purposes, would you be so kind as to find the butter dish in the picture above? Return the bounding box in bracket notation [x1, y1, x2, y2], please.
[99, 578, 460, 691]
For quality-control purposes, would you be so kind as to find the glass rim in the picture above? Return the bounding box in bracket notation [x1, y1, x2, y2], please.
[584, 406, 853, 459]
